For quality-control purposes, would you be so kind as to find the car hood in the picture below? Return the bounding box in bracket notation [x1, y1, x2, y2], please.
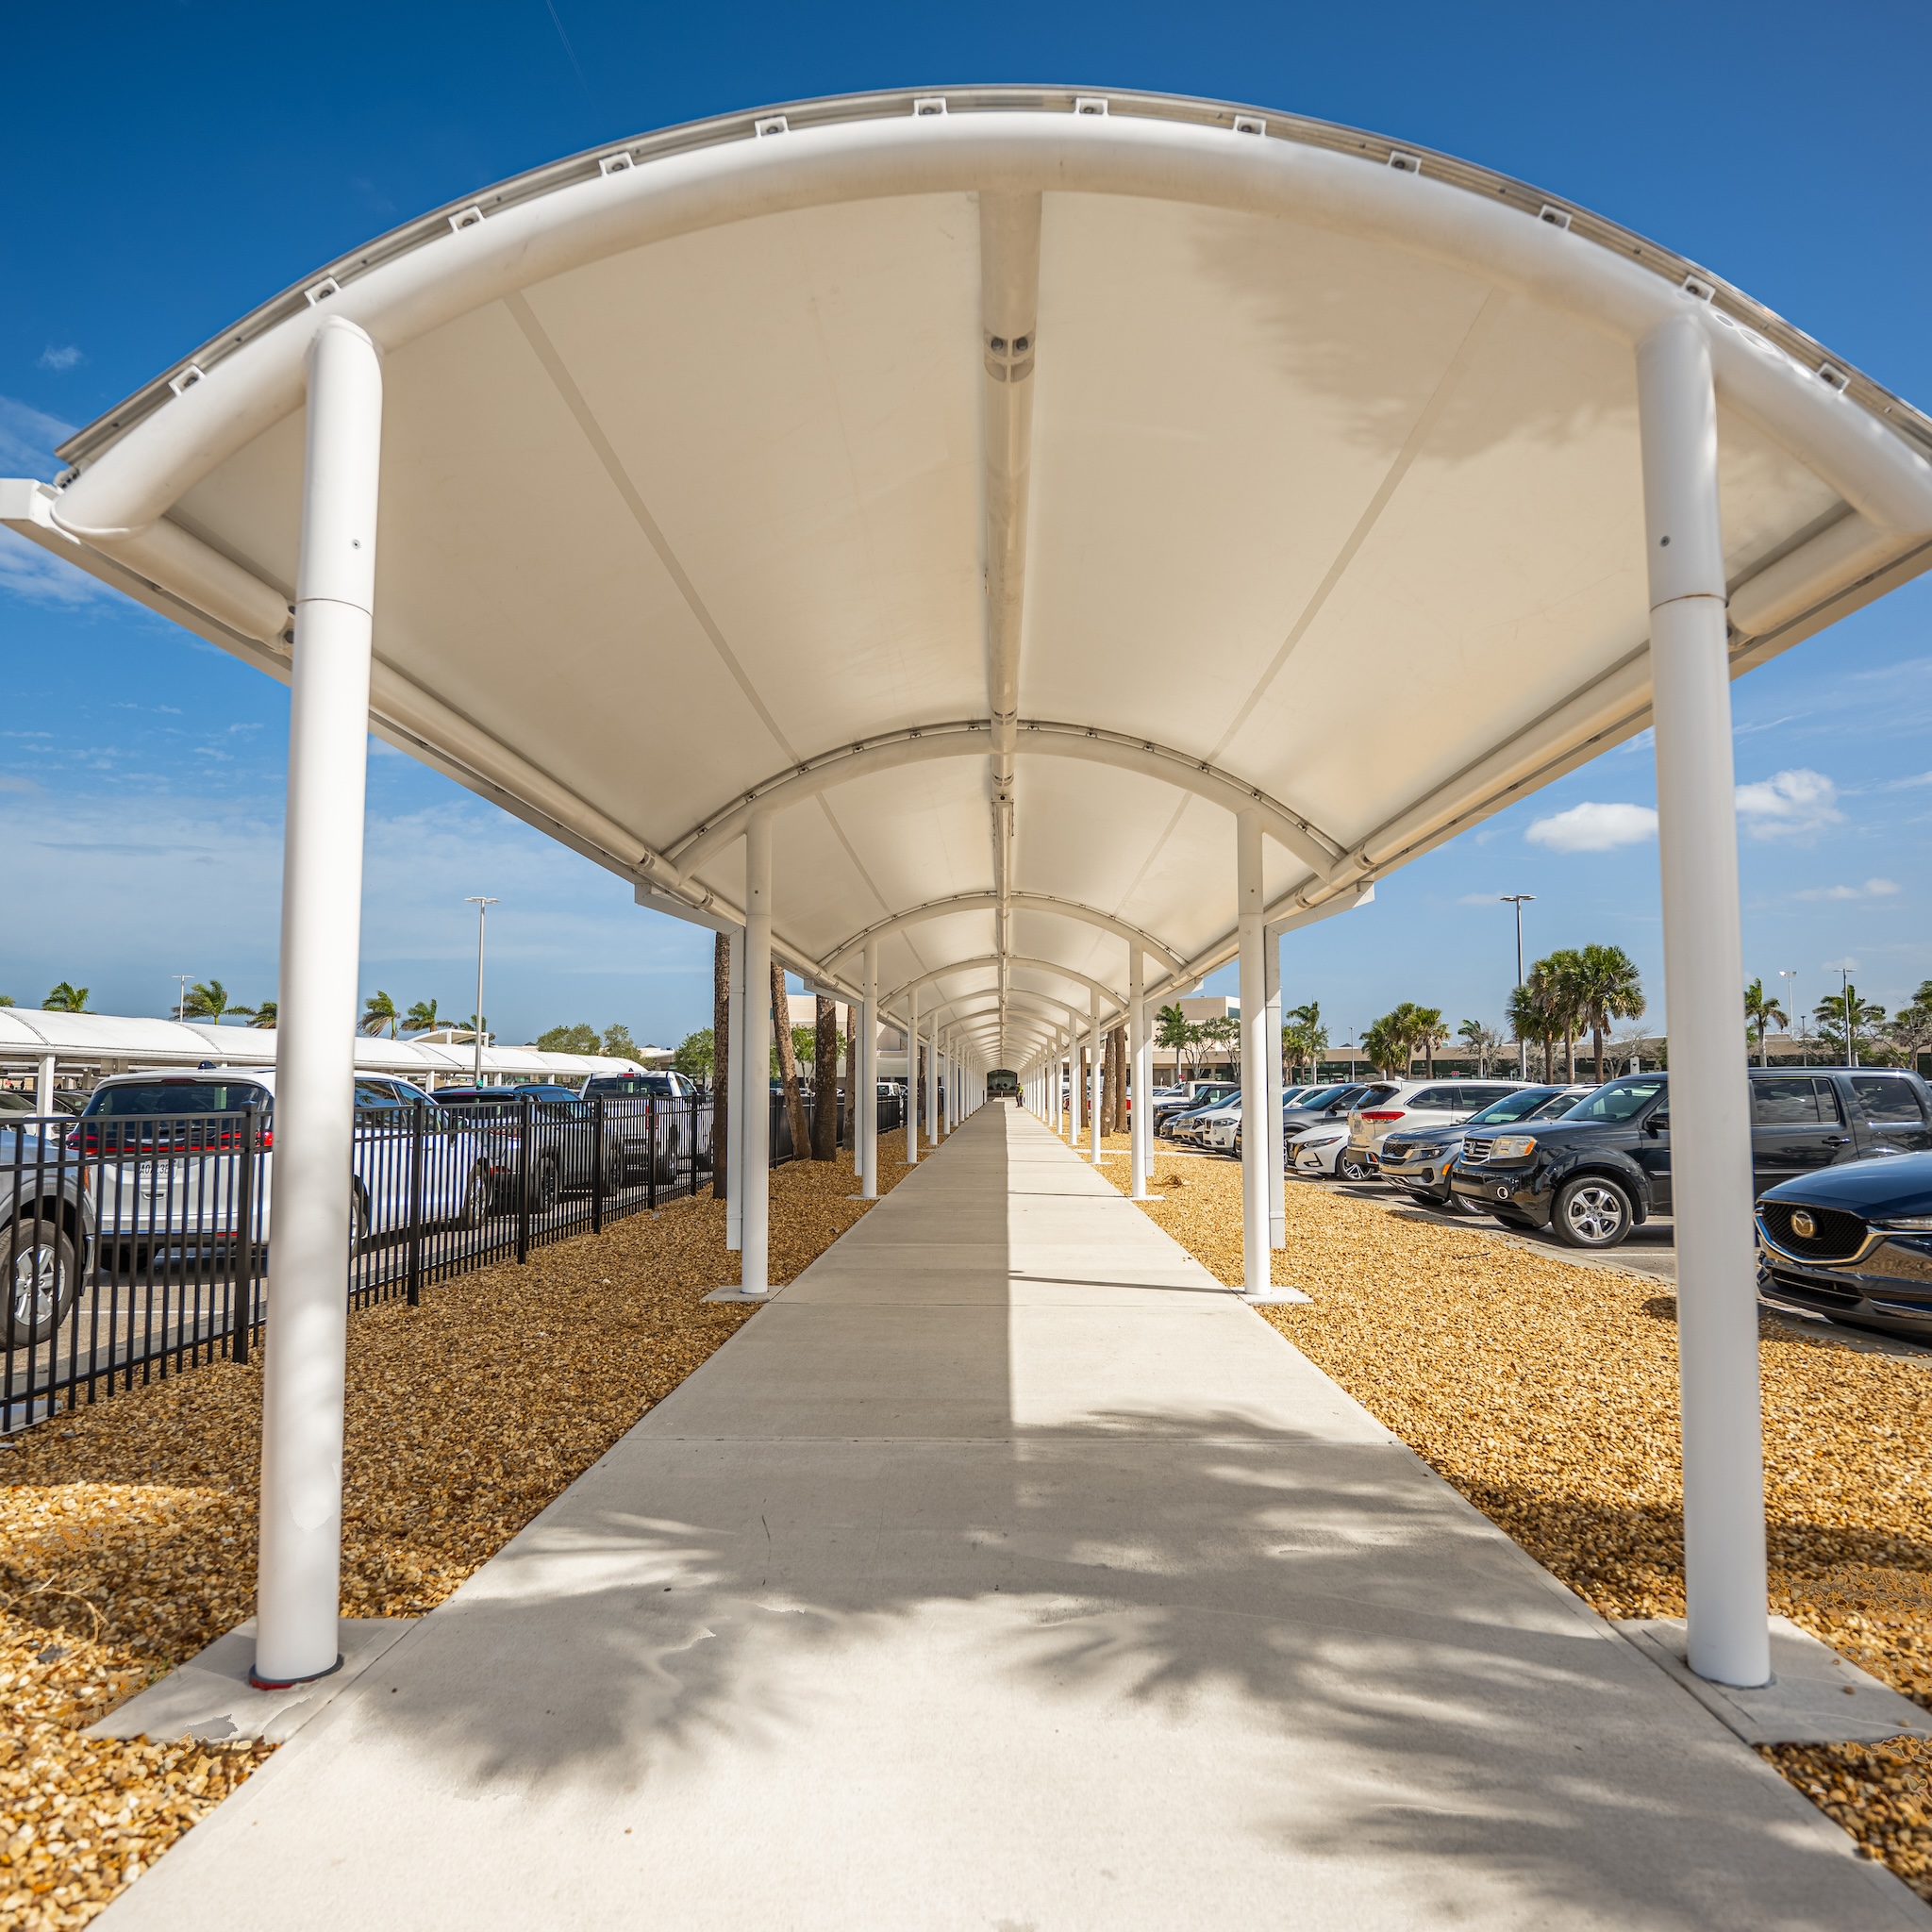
[1761, 1151, 1932, 1219]
[1383, 1124, 1466, 1149]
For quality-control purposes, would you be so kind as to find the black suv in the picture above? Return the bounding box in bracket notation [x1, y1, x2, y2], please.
[1450, 1066, 1932, 1250]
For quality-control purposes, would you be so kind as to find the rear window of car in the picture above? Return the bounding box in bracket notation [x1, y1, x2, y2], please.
[1849, 1075, 1926, 1124]
[87, 1081, 271, 1116]
[1468, 1088, 1558, 1126]
[1404, 1088, 1460, 1111]
[1751, 1076, 1837, 1125]
[585, 1074, 675, 1097]
[1558, 1077, 1664, 1124]
[1462, 1084, 1523, 1108]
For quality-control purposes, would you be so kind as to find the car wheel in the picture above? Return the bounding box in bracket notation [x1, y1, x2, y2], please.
[1338, 1154, 1374, 1183]
[458, 1162, 492, 1230]
[5, 1217, 77, 1348]
[531, 1157, 560, 1214]
[1553, 1175, 1633, 1249]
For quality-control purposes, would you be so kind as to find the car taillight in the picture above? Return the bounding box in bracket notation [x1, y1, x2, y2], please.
[258, 1129, 273, 1152]
[1361, 1110, 1406, 1122]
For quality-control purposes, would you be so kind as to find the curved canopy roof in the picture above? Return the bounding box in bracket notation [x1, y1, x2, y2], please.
[9, 85, 1932, 1070]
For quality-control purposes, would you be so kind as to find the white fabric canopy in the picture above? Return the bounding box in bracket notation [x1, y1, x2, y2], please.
[8, 84, 1931, 1068]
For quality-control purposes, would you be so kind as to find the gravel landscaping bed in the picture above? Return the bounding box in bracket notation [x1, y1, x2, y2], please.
[0, 1141, 918, 1928]
[1101, 1134, 1932, 1900]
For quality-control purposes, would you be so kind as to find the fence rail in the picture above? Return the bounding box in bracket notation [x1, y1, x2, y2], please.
[2, 1084, 890, 1432]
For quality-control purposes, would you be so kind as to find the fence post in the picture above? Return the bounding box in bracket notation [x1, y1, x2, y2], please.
[406, 1097, 425, 1307]
[232, 1104, 258, 1366]
[591, 1095, 606, 1235]
[646, 1096, 658, 1213]
[516, 1092, 532, 1266]
[687, 1092, 697, 1198]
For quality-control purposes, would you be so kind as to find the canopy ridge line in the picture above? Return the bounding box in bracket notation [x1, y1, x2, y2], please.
[664, 718, 1346, 883]
[818, 891, 1186, 975]
[879, 954, 1127, 1011]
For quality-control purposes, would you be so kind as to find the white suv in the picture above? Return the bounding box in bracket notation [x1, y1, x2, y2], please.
[1340, 1078, 1532, 1183]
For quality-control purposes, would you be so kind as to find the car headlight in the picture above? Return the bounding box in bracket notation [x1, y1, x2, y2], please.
[1874, 1215, 1932, 1232]
[1489, 1135, 1538, 1160]
[1307, 1131, 1344, 1146]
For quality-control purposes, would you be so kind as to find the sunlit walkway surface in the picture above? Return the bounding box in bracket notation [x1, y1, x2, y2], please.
[107, 1107, 1920, 1929]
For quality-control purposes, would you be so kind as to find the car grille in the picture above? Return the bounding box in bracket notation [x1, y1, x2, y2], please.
[1463, 1137, 1494, 1161]
[1758, 1200, 1869, 1263]
[1764, 1271, 1860, 1313]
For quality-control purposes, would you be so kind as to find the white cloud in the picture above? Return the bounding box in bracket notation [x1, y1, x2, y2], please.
[1524, 801, 1658, 853]
[37, 345, 83, 373]
[1793, 877, 1901, 902]
[0, 527, 110, 607]
[1735, 767, 1843, 841]
[0, 393, 74, 478]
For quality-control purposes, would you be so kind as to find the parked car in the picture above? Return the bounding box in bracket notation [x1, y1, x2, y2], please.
[437, 1081, 626, 1203]
[1, 1090, 84, 1117]
[1756, 1151, 1932, 1342]
[1451, 1066, 1932, 1249]
[1287, 1083, 1405, 1176]
[3, 1116, 95, 1347]
[1154, 1083, 1240, 1138]
[580, 1069, 711, 1181]
[1377, 1086, 1592, 1209]
[1341, 1077, 1536, 1180]
[77, 1070, 494, 1267]
[1191, 1089, 1321, 1158]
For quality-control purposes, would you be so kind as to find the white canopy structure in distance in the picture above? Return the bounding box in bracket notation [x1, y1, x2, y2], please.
[8, 84, 1931, 1699]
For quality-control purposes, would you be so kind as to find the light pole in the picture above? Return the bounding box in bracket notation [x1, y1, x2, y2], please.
[1778, 971, 1799, 1067]
[465, 897, 498, 1085]
[173, 975, 192, 1023]
[1501, 895, 1535, 1076]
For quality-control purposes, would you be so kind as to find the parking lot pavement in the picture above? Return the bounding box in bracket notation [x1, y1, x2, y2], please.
[1296, 1174, 1932, 1362]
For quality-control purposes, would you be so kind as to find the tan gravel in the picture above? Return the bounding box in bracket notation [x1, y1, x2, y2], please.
[1099, 1133, 1932, 1899]
[0, 1141, 921, 1928]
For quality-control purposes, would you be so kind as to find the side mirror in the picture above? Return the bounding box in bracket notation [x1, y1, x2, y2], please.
[1647, 1111, 1669, 1135]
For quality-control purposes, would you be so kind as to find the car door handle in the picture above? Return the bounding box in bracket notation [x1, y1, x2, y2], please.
[1824, 1135, 1852, 1145]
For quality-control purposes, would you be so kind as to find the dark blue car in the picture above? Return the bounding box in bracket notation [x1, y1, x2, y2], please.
[1757, 1151, 1932, 1342]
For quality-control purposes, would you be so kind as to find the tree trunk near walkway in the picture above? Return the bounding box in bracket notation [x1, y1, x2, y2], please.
[711, 931, 729, 1201]
[811, 996, 838, 1160]
[772, 960, 810, 1161]
[842, 1003, 858, 1150]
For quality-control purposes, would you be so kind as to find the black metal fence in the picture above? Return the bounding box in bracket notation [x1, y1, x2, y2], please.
[0, 1088, 799, 1432]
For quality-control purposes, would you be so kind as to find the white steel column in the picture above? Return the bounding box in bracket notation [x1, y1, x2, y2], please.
[1088, 992, 1102, 1164]
[926, 1011, 939, 1145]
[255, 316, 383, 1690]
[906, 987, 920, 1164]
[1129, 950, 1150, 1200]
[1640, 312, 1767, 1690]
[1266, 928, 1286, 1248]
[741, 813, 773, 1296]
[1069, 1016, 1084, 1146]
[1238, 807, 1268, 1295]
[858, 938, 878, 1198]
[35, 1054, 56, 1118]
[725, 925, 745, 1252]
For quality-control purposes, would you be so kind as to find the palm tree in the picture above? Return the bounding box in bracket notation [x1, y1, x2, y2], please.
[1363, 1008, 1416, 1077]
[405, 996, 441, 1035]
[1535, 951, 1590, 1083]
[1411, 1006, 1448, 1076]
[361, 991, 399, 1038]
[183, 978, 246, 1024]
[1157, 1004, 1193, 1079]
[1740, 977, 1787, 1067]
[811, 995, 839, 1160]
[1890, 1000, 1932, 1076]
[1564, 943, 1645, 1079]
[42, 982, 90, 1013]
[1457, 1019, 1503, 1076]
[1507, 977, 1560, 1082]
[249, 999, 277, 1029]
[770, 961, 810, 1161]
[1815, 989, 1886, 1066]
[1283, 1002, 1327, 1082]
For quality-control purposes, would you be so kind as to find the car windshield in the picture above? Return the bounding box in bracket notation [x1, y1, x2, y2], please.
[87, 1081, 270, 1115]
[1557, 1077, 1665, 1123]
[1291, 1086, 1350, 1108]
[1466, 1088, 1561, 1126]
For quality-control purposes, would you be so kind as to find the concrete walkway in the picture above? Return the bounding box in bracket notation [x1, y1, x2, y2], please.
[108, 1107, 1923, 1929]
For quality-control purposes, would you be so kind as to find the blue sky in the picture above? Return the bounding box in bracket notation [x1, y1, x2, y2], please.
[5, 2, 1930, 1051]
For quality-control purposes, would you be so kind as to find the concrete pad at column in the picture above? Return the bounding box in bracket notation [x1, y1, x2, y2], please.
[101, 1106, 1930, 1931]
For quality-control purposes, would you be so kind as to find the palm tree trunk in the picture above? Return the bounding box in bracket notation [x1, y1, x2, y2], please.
[1564, 1029, 1574, 1083]
[842, 1003, 858, 1150]
[811, 996, 838, 1159]
[1592, 1024, 1605, 1081]
[711, 932, 730, 1202]
[771, 960, 810, 1161]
